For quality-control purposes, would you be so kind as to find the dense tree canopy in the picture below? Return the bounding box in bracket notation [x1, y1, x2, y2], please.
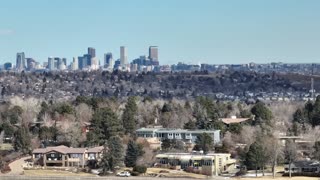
[87, 108, 123, 145]
[193, 133, 213, 154]
[251, 102, 273, 126]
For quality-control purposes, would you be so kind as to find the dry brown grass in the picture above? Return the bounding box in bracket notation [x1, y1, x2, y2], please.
[24, 169, 95, 177]
[234, 177, 319, 180]
[146, 167, 208, 179]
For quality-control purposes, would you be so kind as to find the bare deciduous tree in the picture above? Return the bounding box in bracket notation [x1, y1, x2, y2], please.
[75, 103, 93, 123]
[285, 140, 298, 178]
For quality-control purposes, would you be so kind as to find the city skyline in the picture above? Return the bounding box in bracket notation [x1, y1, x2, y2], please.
[1, 0, 320, 64]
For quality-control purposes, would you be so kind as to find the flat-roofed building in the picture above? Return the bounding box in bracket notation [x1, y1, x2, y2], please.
[155, 153, 236, 176]
[136, 127, 221, 144]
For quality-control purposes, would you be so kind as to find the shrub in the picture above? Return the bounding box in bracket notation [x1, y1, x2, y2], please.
[1, 164, 11, 174]
[235, 169, 247, 176]
[185, 166, 194, 173]
[133, 165, 147, 174]
[159, 170, 169, 173]
[131, 171, 140, 176]
[193, 169, 201, 174]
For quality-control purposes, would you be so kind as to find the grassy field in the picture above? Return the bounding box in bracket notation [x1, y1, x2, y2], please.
[23, 169, 96, 177]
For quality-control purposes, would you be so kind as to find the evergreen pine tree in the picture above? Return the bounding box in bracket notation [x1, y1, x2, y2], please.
[14, 125, 31, 154]
[313, 141, 320, 161]
[99, 145, 111, 175]
[194, 133, 213, 154]
[124, 140, 144, 167]
[311, 96, 320, 126]
[251, 101, 273, 126]
[108, 136, 124, 167]
[122, 97, 138, 134]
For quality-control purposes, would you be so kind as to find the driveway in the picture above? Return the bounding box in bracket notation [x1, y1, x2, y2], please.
[7, 156, 31, 175]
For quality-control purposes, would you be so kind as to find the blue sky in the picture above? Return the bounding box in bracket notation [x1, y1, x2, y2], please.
[1, 0, 320, 65]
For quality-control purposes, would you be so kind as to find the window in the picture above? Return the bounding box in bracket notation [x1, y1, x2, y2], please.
[71, 154, 79, 158]
[175, 133, 181, 139]
[88, 153, 95, 160]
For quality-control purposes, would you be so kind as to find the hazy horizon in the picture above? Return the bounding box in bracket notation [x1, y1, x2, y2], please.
[1, 0, 320, 65]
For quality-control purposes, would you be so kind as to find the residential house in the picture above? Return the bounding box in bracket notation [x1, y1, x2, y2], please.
[32, 145, 104, 168]
[136, 127, 221, 145]
[220, 116, 251, 126]
[284, 160, 320, 174]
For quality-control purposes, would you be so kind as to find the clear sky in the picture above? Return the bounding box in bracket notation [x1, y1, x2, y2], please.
[1, 0, 320, 65]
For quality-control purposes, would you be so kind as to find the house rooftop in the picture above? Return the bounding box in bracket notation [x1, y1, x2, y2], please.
[136, 127, 220, 133]
[32, 145, 102, 154]
[156, 152, 234, 161]
[220, 116, 250, 124]
[289, 160, 320, 167]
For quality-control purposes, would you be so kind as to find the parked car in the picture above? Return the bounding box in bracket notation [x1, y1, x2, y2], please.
[117, 171, 131, 177]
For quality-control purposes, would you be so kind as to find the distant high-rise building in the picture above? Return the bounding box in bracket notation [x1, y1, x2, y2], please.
[88, 47, 96, 58]
[78, 56, 84, 70]
[114, 59, 121, 69]
[130, 63, 138, 72]
[71, 57, 78, 70]
[91, 57, 99, 70]
[149, 46, 158, 62]
[109, 58, 114, 70]
[83, 54, 91, 67]
[26, 58, 36, 71]
[120, 46, 127, 68]
[104, 53, 113, 65]
[4, 62, 12, 70]
[16, 52, 26, 71]
[53, 57, 60, 69]
[43, 62, 48, 68]
[48, 57, 55, 70]
[57, 58, 67, 70]
[62, 58, 67, 66]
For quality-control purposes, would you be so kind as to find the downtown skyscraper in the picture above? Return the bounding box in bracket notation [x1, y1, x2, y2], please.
[149, 46, 159, 66]
[16, 52, 26, 71]
[149, 46, 158, 61]
[120, 46, 127, 68]
[104, 53, 114, 69]
[88, 47, 96, 58]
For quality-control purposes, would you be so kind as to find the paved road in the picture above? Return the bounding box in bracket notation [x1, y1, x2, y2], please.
[7, 156, 31, 175]
[0, 176, 229, 180]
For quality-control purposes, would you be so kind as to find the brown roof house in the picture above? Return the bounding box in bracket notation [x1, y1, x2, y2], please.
[32, 145, 104, 168]
[220, 116, 251, 125]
